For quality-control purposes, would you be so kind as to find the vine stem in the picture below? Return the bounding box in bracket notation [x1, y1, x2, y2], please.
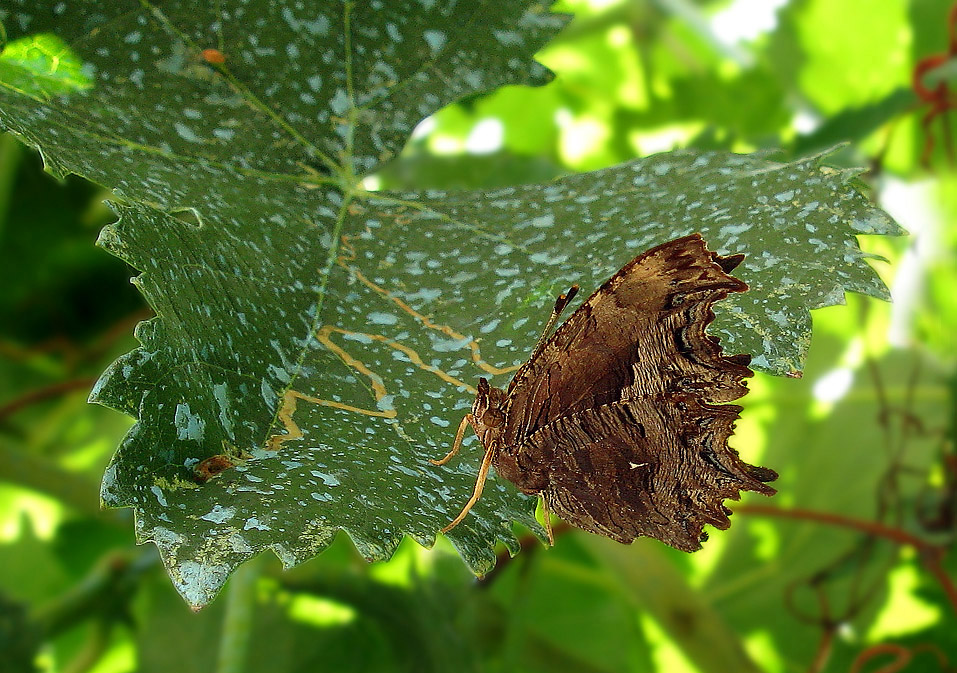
[806, 626, 835, 673]
[0, 377, 98, 421]
[736, 504, 957, 615]
[215, 556, 262, 673]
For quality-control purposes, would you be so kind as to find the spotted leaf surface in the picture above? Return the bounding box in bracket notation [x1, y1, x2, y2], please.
[0, 2, 900, 606]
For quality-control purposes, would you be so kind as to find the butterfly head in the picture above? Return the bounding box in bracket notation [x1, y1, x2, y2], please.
[471, 377, 508, 448]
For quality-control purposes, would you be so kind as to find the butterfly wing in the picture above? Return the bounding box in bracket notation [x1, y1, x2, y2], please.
[517, 397, 775, 550]
[500, 233, 751, 448]
[489, 233, 776, 546]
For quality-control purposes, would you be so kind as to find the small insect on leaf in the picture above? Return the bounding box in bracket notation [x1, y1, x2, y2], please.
[194, 454, 237, 483]
[201, 48, 226, 65]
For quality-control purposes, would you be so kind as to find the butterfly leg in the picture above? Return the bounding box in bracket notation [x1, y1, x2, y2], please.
[539, 494, 555, 546]
[430, 414, 473, 466]
[440, 441, 496, 533]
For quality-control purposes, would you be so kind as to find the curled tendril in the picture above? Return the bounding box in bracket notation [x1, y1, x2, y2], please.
[913, 4, 957, 167]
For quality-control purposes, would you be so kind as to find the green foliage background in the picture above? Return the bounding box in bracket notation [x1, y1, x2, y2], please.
[1, 1, 955, 672]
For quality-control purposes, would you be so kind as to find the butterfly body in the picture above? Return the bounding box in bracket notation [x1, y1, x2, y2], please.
[440, 233, 777, 551]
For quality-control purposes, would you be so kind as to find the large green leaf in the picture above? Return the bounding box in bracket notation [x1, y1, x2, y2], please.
[0, 1, 902, 606]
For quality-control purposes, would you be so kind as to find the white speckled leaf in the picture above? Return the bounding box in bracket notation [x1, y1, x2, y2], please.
[0, 3, 901, 606]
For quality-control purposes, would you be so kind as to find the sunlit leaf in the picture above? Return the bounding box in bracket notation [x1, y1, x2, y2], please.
[787, 0, 911, 114]
[0, 33, 92, 99]
[792, 88, 915, 156]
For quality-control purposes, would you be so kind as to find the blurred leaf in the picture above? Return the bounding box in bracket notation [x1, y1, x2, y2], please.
[0, 592, 41, 673]
[580, 536, 763, 673]
[910, 0, 957, 62]
[789, 0, 911, 114]
[704, 342, 948, 669]
[0, 141, 140, 344]
[792, 88, 916, 157]
[136, 556, 486, 673]
[0, 516, 73, 603]
[0, 1, 905, 607]
[484, 538, 656, 672]
[912, 176, 957, 358]
[52, 519, 132, 575]
[898, 541, 957, 661]
[620, 68, 792, 144]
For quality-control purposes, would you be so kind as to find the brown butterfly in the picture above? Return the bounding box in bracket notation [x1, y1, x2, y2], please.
[433, 233, 777, 551]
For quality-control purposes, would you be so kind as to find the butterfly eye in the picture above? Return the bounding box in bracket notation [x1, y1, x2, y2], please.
[485, 409, 506, 428]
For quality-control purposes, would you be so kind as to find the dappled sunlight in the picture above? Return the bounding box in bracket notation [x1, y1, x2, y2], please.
[711, 0, 789, 46]
[812, 367, 854, 404]
[629, 123, 705, 155]
[359, 174, 381, 192]
[464, 118, 505, 154]
[287, 594, 357, 628]
[85, 638, 135, 673]
[733, 371, 777, 479]
[743, 630, 785, 673]
[747, 519, 781, 562]
[640, 613, 698, 673]
[555, 108, 609, 165]
[880, 178, 941, 347]
[367, 536, 420, 588]
[686, 517, 728, 586]
[0, 33, 94, 99]
[867, 556, 942, 640]
[796, 0, 912, 114]
[0, 488, 64, 541]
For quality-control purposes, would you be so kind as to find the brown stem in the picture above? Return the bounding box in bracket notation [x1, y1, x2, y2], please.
[852, 642, 952, 673]
[806, 626, 835, 673]
[0, 377, 98, 422]
[479, 521, 572, 586]
[850, 643, 911, 673]
[920, 548, 957, 618]
[736, 504, 957, 615]
[735, 504, 930, 548]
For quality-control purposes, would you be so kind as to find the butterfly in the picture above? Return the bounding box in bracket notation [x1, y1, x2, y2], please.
[433, 233, 777, 551]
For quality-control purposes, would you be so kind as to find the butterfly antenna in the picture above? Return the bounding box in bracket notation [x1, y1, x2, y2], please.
[528, 285, 579, 362]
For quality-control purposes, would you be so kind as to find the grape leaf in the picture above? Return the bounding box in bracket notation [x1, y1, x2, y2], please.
[0, 1, 902, 606]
